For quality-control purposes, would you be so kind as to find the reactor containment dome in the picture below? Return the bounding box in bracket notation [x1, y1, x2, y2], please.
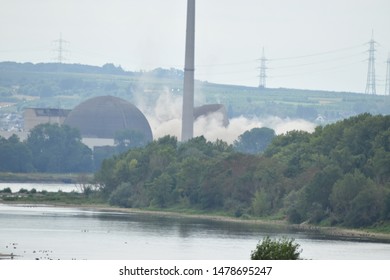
[64, 96, 153, 141]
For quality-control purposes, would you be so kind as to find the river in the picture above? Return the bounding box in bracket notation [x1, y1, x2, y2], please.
[1, 202, 390, 260]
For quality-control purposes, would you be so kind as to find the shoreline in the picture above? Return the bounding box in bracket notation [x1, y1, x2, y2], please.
[3, 201, 390, 243]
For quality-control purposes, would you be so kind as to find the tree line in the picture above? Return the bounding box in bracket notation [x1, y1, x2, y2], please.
[0, 124, 93, 173]
[95, 113, 390, 228]
[0, 123, 274, 174]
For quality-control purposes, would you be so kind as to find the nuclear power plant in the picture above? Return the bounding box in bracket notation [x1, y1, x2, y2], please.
[9, 96, 153, 149]
[1, 0, 229, 147]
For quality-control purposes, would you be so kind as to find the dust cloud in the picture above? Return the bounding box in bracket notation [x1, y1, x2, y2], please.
[135, 91, 316, 144]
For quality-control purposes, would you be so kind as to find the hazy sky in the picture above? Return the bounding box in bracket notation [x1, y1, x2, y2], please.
[1, 0, 389, 93]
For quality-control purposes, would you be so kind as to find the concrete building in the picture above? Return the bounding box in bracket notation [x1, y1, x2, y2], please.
[24, 108, 70, 131]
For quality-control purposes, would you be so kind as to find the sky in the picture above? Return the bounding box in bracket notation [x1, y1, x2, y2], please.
[1, 0, 390, 93]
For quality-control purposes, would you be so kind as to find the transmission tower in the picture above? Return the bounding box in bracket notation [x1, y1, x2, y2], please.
[365, 32, 377, 95]
[259, 47, 267, 89]
[385, 53, 390, 96]
[53, 33, 69, 63]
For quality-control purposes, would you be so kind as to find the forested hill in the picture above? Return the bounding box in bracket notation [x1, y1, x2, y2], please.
[96, 113, 390, 228]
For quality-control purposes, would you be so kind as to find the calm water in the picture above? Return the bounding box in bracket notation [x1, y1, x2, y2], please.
[1, 203, 390, 260]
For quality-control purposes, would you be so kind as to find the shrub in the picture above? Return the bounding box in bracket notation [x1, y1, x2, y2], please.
[109, 183, 133, 207]
[251, 236, 302, 260]
[0, 187, 12, 193]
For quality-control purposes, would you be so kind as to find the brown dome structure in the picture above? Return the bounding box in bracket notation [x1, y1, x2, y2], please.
[64, 96, 153, 141]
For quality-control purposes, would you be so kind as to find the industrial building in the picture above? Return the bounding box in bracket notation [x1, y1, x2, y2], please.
[23, 108, 71, 131]
[0, 96, 153, 149]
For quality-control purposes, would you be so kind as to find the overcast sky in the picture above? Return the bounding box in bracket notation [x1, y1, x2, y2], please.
[1, 0, 389, 93]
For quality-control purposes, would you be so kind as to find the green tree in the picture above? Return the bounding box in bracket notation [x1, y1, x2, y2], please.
[234, 127, 276, 154]
[176, 157, 204, 205]
[0, 135, 33, 172]
[299, 165, 342, 223]
[371, 130, 390, 184]
[345, 184, 385, 227]
[26, 123, 93, 172]
[329, 170, 385, 226]
[109, 182, 134, 207]
[114, 129, 149, 152]
[251, 236, 302, 260]
[149, 172, 176, 208]
[251, 190, 269, 216]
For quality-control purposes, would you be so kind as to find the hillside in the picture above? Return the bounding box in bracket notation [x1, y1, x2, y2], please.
[1, 61, 389, 127]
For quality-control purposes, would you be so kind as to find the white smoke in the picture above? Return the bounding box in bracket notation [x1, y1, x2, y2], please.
[135, 90, 316, 144]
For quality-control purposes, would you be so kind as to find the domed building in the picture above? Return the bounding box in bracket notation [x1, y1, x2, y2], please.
[64, 96, 153, 147]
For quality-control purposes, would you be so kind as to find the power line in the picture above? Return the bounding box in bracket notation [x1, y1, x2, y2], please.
[268, 60, 364, 78]
[269, 43, 366, 61]
[269, 51, 365, 70]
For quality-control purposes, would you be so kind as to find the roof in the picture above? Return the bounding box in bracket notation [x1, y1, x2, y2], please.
[64, 96, 153, 140]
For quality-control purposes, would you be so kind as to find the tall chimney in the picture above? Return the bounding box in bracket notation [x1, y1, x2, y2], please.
[181, 0, 195, 142]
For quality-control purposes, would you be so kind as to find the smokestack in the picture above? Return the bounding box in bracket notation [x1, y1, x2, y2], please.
[181, 0, 195, 142]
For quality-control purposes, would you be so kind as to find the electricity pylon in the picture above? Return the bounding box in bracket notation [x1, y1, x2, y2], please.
[53, 33, 69, 63]
[365, 32, 377, 95]
[259, 47, 267, 89]
[385, 53, 390, 96]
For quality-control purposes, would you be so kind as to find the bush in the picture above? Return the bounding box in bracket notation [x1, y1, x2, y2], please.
[251, 236, 302, 260]
[109, 183, 133, 208]
[0, 187, 12, 193]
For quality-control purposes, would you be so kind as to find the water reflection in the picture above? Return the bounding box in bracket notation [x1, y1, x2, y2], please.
[1, 204, 390, 260]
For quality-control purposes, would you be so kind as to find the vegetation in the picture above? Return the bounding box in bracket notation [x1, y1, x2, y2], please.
[0, 134, 32, 172]
[0, 187, 104, 205]
[0, 124, 154, 174]
[26, 123, 93, 172]
[251, 236, 301, 260]
[234, 127, 276, 154]
[95, 113, 390, 228]
[0, 123, 93, 173]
